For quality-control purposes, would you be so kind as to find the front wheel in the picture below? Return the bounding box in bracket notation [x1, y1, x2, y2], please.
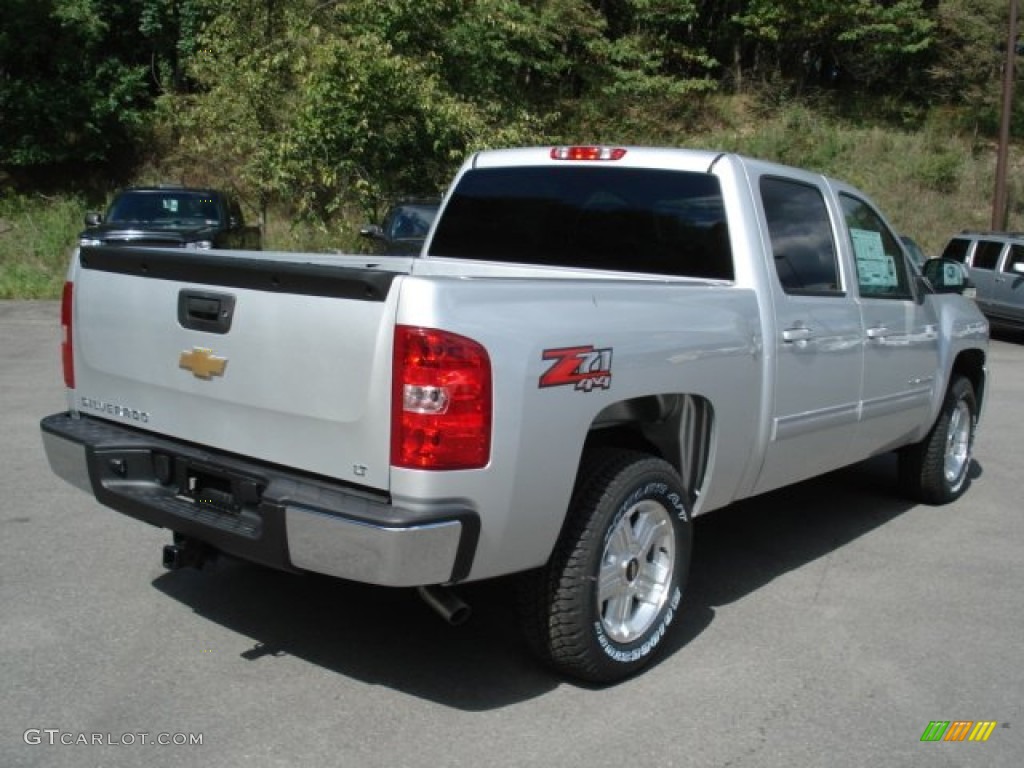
[519, 448, 692, 684]
[899, 376, 977, 505]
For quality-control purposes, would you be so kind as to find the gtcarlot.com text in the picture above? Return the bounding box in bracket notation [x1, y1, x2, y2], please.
[23, 729, 203, 747]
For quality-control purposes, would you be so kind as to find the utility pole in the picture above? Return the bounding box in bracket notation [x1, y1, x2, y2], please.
[992, 0, 1018, 230]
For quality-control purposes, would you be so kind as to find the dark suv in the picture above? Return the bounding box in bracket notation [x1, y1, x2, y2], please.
[359, 199, 440, 255]
[79, 187, 262, 250]
[941, 230, 1024, 329]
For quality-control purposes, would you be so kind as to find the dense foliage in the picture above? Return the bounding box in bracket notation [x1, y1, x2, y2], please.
[0, 0, 1019, 221]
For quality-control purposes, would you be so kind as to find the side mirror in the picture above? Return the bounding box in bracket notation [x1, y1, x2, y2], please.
[359, 224, 385, 241]
[84, 212, 102, 226]
[1013, 262, 1024, 275]
[922, 258, 975, 297]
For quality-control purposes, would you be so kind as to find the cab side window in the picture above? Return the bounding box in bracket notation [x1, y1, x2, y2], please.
[1006, 244, 1024, 273]
[941, 237, 970, 263]
[760, 177, 842, 295]
[840, 193, 913, 300]
[973, 240, 1004, 270]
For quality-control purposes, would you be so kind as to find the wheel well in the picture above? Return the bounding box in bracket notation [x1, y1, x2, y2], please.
[583, 393, 713, 510]
[952, 348, 987, 412]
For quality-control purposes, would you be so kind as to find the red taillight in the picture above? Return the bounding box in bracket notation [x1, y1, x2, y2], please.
[61, 281, 74, 389]
[550, 146, 627, 161]
[391, 326, 491, 470]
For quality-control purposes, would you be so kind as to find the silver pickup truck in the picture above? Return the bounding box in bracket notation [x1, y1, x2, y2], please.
[41, 146, 989, 683]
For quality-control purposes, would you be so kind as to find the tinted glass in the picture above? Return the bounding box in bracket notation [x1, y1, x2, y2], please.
[841, 193, 913, 300]
[428, 167, 733, 279]
[899, 235, 927, 268]
[760, 177, 841, 295]
[107, 191, 220, 225]
[941, 237, 970, 262]
[385, 204, 439, 240]
[973, 240, 1003, 270]
[1005, 244, 1024, 272]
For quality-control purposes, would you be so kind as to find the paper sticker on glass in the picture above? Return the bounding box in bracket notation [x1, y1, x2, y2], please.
[851, 228, 897, 288]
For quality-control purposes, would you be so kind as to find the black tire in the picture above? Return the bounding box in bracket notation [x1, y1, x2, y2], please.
[899, 376, 977, 505]
[519, 447, 692, 684]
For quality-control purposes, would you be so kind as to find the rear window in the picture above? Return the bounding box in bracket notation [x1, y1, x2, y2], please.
[428, 167, 733, 279]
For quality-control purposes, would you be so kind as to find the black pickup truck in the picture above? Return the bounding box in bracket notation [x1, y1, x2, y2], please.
[79, 187, 261, 250]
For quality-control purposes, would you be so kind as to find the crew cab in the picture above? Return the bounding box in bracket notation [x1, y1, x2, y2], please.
[79, 187, 261, 250]
[42, 146, 988, 683]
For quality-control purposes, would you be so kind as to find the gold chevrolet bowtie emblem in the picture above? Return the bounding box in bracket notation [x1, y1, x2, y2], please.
[179, 347, 228, 380]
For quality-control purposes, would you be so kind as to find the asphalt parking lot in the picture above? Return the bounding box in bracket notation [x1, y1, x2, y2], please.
[1, 300, 1021, 768]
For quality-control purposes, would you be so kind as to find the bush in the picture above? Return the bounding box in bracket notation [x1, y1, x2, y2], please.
[0, 194, 82, 299]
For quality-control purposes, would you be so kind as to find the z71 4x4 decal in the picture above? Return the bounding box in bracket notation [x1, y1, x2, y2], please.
[539, 345, 613, 392]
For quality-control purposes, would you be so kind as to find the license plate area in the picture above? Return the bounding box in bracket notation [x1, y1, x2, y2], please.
[176, 462, 263, 518]
[91, 446, 268, 539]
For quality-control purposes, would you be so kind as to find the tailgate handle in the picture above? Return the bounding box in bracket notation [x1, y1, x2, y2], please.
[178, 290, 236, 334]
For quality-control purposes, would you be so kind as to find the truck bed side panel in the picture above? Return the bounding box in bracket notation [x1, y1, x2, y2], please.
[389, 276, 763, 580]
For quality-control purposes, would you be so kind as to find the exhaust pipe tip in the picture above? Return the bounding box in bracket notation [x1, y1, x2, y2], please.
[417, 585, 472, 626]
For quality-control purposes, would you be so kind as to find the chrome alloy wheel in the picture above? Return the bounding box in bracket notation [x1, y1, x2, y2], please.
[598, 499, 676, 644]
[944, 398, 973, 488]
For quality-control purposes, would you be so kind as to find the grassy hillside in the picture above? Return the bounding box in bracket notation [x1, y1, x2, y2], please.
[701, 101, 1016, 256]
[0, 195, 82, 299]
[2, 100, 1021, 299]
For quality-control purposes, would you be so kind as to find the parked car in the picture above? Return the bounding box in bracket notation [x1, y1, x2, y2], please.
[79, 187, 261, 250]
[359, 198, 440, 255]
[940, 230, 1024, 329]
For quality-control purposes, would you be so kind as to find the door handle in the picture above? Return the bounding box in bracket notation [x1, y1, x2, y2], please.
[178, 289, 236, 334]
[782, 326, 813, 343]
[865, 325, 890, 340]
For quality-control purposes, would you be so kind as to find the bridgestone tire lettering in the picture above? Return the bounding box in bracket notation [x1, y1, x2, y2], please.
[518, 447, 692, 684]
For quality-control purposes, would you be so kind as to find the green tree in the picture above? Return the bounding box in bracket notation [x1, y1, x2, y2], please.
[926, 0, 1018, 133]
[0, 0, 214, 176]
[0, 0, 149, 168]
[9, 0, 1008, 223]
[138, 0, 217, 93]
[155, 0, 296, 215]
[161, 0, 581, 219]
[727, 0, 934, 93]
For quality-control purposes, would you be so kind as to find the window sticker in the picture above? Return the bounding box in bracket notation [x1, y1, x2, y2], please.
[943, 262, 963, 285]
[850, 228, 897, 288]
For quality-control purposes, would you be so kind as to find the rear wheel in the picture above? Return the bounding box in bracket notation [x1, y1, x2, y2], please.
[520, 448, 692, 684]
[899, 376, 977, 504]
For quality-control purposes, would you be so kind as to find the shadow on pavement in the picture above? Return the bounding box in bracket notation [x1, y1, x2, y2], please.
[153, 560, 558, 710]
[152, 452, 951, 707]
[686, 453, 914, 609]
[989, 325, 1024, 344]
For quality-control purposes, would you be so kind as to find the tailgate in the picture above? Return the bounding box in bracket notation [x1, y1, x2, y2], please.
[70, 246, 407, 490]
